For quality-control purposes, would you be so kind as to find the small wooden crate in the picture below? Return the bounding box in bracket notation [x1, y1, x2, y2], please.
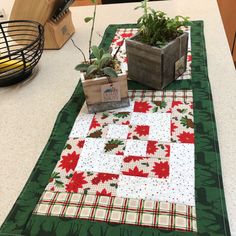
[81, 73, 130, 113]
[126, 32, 188, 89]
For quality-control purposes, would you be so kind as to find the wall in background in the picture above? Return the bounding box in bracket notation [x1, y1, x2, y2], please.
[217, 0, 236, 64]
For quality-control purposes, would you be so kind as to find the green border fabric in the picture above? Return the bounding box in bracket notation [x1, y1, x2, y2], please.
[0, 21, 231, 236]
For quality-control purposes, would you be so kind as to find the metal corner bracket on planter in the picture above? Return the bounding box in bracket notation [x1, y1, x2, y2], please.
[126, 32, 189, 89]
[81, 72, 130, 113]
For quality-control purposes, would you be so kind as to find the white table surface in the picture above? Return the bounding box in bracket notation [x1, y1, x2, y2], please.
[0, 0, 236, 234]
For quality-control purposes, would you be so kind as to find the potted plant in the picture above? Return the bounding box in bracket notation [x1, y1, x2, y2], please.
[126, 0, 190, 89]
[75, 0, 129, 113]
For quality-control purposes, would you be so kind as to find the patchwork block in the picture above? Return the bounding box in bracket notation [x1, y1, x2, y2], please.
[38, 89, 196, 233]
[121, 156, 169, 179]
[124, 139, 148, 157]
[107, 124, 129, 139]
[69, 114, 94, 138]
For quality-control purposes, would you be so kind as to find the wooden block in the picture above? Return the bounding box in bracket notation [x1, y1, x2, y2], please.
[10, 0, 57, 25]
[72, 0, 102, 6]
[44, 11, 75, 49]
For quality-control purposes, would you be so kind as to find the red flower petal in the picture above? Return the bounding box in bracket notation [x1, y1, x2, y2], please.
[172, 101, 183, 108]
[59, 151, 80, 173]
[123, 156, 145, 163]
[134, 125, 150, 136]
[116, 151, 124, 155]
[151, 161, 169, 178]
[134, 101, 152, 113]
[177, 131, 194, 143]
[89, 117, 101, 130]
[122, 120, 130, 125]
[146, 141, 158, 155]
[77, 140, 85, 148]
[122, 166, 149, 177]
[116, 40, 124, 46]
[65, 172, 88, 193]
[171, 122, 178, 135]
[121, 33, 134, 38]
[96, 188, 112, 196]
[91, 173, 119, 185]
[165, 145, 170, 157]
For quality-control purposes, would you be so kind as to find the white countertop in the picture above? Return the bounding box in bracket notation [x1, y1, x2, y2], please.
[0, 0, 236, 234]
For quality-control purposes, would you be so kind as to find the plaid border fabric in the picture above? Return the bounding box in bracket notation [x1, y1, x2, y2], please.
[34, 190, 197, 232]
[128, 90, 193, 103]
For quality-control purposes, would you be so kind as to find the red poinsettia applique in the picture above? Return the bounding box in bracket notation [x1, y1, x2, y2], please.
[122, 166, 149, 177]
[77, 140, 85, 148]
[165, 145, 170, 157]
[89, 117, 101, 130]
[146, 141, 158, 155]
[123, 155, 145, 163]
[134, 125, 150, 136]
[151, 161, 169, 178]
[134, 101, 152, 113]
[171, 122, 178, 135]
[59, 151, 80, 173]
[172, 101, 183, 108]
[91, 173, 119, 185]
[96, 188, 112, 196]
[65, 172, 88, 193]
[177, 131, 194, 143]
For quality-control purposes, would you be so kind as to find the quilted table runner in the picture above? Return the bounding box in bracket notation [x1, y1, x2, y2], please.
[0, 21, 231, 236]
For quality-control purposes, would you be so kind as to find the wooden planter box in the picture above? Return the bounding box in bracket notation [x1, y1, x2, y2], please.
[126, 32, 189, 89]
[81, 73, 130, 113]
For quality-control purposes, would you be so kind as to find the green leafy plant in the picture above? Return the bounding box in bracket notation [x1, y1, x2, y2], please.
[75, 0, 119, 79]
[75, 45, 120, 79]
[135, 0, 190, 47]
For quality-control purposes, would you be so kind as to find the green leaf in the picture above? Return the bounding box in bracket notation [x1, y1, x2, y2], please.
[99, 48, 105, 58]
[75, 63, 89, 72]
[84, 17, 93, 23]
[86, 64, 98, 76]
[55, 180, 64, 188]
[114, 112, 130, 118]
[102, 67, 118, 78]
[91, 45, 100, 59]
[99, 53, 112, 68]
[51, 172, 60, 179]
[90, 0, 96, 3]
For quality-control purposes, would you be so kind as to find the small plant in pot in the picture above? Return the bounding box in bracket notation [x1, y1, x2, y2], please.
[126, 0, 190, 89]
[75, 0, 129, 113]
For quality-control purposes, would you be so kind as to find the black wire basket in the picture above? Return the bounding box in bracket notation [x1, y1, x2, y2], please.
[0, 20, 44, 86]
